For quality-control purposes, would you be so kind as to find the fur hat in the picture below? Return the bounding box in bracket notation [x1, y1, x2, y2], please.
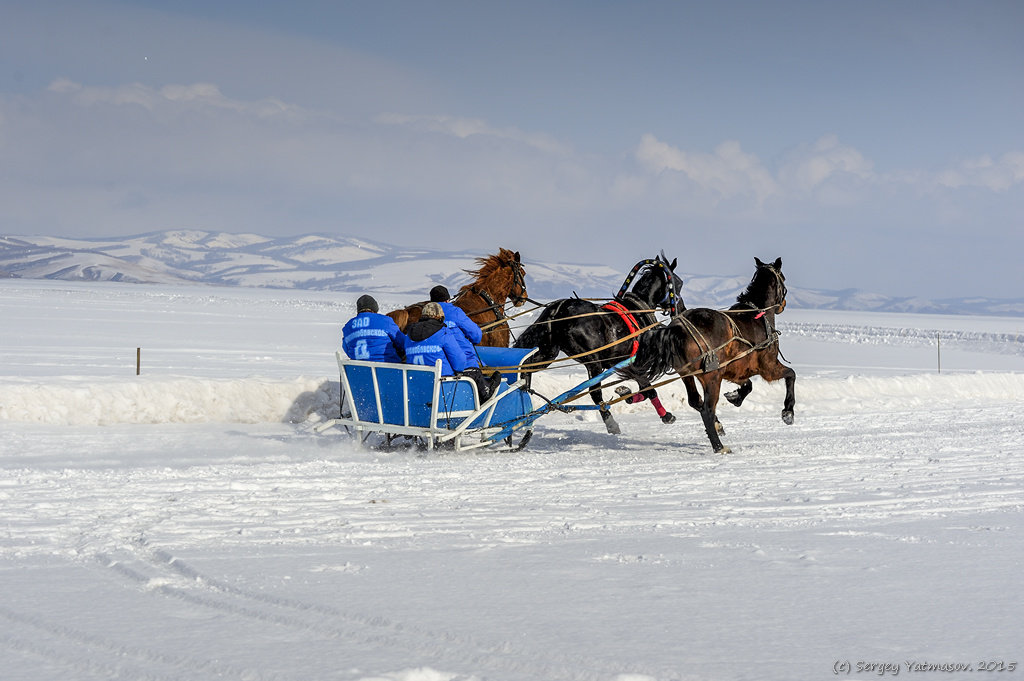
[356, 294, 379, 313]
[420, 302, 445, 320]
[429, 285, 450, 302]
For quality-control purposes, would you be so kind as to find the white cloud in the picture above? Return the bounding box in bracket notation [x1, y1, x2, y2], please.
[47, 78, 303, 120]
[374, 113, 572, 156]
[777, 134, 874, 193]
[936, 152, 1024, 191]
[633, 134, 778, 205]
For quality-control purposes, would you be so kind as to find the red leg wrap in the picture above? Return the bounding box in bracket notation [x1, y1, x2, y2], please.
[650, 396, 668, 418]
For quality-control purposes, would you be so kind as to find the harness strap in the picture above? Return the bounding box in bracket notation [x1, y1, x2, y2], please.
[601, 300, 641, 357]
[667, 310, 781, 379]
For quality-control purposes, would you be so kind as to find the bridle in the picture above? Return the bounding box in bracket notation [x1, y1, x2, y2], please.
[615, 257, 681, 316]
[743, 264, 787, 316]
[461, 257, 528, 321]
[507, 258, 528, 305]
[765, 265, 787, 313]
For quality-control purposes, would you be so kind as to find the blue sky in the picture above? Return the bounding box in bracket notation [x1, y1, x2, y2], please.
[1, 0, 1022, 300]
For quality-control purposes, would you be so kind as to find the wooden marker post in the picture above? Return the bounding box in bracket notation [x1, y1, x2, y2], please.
[137, 347, 141, 376]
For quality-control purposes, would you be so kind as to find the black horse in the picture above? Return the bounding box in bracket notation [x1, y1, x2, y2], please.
[631, 257, 795, 453]
[514, 254, 684, 434]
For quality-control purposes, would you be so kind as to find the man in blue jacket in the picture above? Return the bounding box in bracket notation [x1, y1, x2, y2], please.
[342, 295, 407, 363]
[404, 302, 466, 375]
[406, 303, 502, 401]
[429, 285, 483, 368]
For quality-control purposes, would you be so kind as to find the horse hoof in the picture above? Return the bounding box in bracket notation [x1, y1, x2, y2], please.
[604, 420, 621, 435]
[725, 390, 742, 406]
[661, 412, 676, 424]
[782, 410, 794, 425]
[715, 445, 732, 454]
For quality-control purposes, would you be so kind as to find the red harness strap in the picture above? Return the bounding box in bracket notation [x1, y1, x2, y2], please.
[601, 300, 641, 356]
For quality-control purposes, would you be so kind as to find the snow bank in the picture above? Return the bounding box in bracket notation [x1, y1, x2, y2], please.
[0, 376, 336, 425]
[4, 370, 1022, 426]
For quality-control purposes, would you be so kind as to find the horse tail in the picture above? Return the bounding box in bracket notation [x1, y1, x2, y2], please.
[633, 324, 686, 381]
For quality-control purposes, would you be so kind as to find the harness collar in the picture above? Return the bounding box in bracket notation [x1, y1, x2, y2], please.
[602, 300, 641, 357]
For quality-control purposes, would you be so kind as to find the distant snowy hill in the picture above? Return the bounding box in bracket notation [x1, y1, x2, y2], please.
[1, 230, 1021, 316]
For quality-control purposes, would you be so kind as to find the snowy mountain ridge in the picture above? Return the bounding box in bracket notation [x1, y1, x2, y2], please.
[2, 230, 1021, 315]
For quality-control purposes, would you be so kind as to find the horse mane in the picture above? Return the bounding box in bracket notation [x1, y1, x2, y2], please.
[462, 248, 516, 281]
[734, 267, 774, 308]
[458, 248, 518, 295]
[618, 291, 659, 327]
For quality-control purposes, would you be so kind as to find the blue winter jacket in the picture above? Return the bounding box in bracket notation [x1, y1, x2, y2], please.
[342, 312, 407, 363]
[404, 320, 467, 376]
[438, 301, 483, 367]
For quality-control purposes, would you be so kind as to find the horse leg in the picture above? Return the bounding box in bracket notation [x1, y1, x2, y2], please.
[724, 379, 753, 407]
[759, 358, 797, 425]
[615, 382, 676, 424]
[781, 366, 796, 424]
[641, 384, 675, 424]
[697, 376, 729, 454]
[588, 369, 620, 435]
[684, 375, 724, 435]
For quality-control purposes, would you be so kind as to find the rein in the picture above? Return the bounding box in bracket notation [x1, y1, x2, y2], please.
[491, 320, 662, 373]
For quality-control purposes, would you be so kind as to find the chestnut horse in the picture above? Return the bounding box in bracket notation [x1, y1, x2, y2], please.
[387, 248, 527, 347]
[630, 257, 795, 453]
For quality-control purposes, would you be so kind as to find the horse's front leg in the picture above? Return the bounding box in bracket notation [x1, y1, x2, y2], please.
[781, 366, 796, 425]
[724, 380, 753, 407]
[760, 357, 797, 425]
[697, 376, 730, 454]
[684, 375, 724, 435]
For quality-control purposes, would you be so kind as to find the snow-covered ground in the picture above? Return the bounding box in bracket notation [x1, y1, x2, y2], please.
[2, 279, 1022, 681]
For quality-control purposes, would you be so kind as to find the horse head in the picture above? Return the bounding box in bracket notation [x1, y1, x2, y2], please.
[631, 252, 684, 315]
[505, 250, 528, 307]
[464, 248, 528, 307]
[659, 250, 685, 310]
[746, 257, 787, 314]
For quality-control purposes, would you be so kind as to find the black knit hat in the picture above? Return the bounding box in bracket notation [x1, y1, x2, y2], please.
[356, 294, 379, 313]
[429, 285, 450, 302]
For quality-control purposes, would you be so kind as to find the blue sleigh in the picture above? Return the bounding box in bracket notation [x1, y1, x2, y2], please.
[315, 346, 541, 451]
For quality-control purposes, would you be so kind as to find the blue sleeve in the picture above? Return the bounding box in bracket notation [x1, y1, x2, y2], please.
[449, 305, 483, 344]
[443, 331, 468, 373]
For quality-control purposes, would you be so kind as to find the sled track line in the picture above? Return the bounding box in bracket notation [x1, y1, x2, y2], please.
[97, 542, 674, 681]
[0, 604, 284, 681]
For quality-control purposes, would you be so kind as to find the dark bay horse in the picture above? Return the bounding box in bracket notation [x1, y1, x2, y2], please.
[388, 249, 527, 347]
[631, 257, 795, 453]
[513, 254, 684, 435]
